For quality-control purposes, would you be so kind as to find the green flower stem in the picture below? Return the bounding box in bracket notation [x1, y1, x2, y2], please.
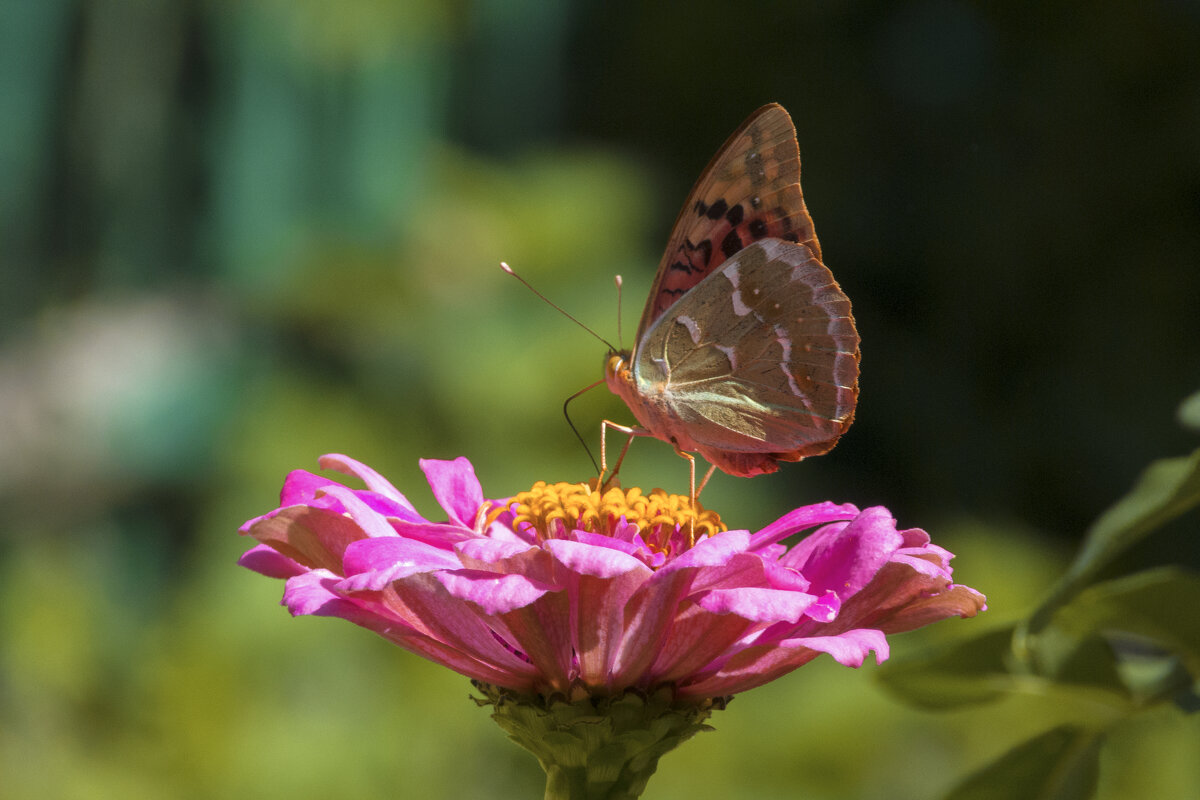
[472, 682, 728, 800]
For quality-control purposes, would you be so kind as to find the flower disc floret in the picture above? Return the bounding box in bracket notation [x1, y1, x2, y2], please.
[505, 481, 725, 552]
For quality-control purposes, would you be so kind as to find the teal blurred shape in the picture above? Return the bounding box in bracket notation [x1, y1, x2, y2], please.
[0, 0, 74, 330]
[205, 3, 445, 292]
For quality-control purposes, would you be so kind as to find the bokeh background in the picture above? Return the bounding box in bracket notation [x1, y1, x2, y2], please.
[2, 1, 1198, 798]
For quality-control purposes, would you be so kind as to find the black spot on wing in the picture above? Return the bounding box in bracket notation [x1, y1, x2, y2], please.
[721, 229, 743, 259]
[748, 218, 768, 240]
[706, 198, 728, 220]
[725, 203, 744, 226]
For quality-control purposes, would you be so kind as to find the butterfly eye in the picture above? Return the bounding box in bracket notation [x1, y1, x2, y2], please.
[604, 354, 627, 378]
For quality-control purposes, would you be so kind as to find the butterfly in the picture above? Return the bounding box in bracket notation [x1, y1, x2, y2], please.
[603, 103, 860, 479]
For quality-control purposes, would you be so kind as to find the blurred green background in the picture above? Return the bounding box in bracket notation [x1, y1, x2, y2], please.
[2, 1, 1198, 798]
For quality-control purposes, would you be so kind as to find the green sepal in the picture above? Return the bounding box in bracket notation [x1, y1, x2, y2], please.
[471, 681, 729, 800]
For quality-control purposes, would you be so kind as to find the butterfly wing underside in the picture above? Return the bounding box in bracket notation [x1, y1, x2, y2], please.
[638, 103, 821, 342]
[632, 238, 859, 476]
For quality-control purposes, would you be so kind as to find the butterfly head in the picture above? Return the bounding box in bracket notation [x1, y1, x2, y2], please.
[603, 351, 633, 391]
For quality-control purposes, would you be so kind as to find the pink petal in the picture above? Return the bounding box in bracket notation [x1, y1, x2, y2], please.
[784, 629, 890, 667]
[646, 603, 759, 685]
[456, 538, 539, 566]
[282, 570, 349, 616]
[279, 469, 338, 506]
[420, 457, 484, 528]
[572, 530, 645, 558]
[569, 570, 649, 689]
[787, 506, 904, 597]
[341, 537, 461, 586]
[499, 592, 573, 691]
[368, 621, 539, 691]
[268, 464, 423, 523]
[658, 530, 750, 574]
[310, 486, 396, 542]
[330, 576, 542, 690]
[875, 584, 988, 632]
[243, 505, 366, 574]
[391, 519, 476, 547]
[544, 538, 652, 579]
[693, 587, 819, 623]
[319, 453, 419, 514]
[437, 569, 555, 615]
[382, 573, 544, 674]
[679, 628, 889, 698]
[238, 543, 307, 578]
[804, 590, 841, 623]
[749, 501, 860, 551]
[608, 567, 697, 685]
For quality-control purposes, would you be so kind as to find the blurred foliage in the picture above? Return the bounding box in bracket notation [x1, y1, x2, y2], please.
[1, 0, 1198, 798]
[880, 433, 1200, 798]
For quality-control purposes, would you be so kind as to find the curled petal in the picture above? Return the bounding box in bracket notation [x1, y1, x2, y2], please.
[421, 457, 484, 528]
[319, 485, 400, 540]
[693, 587, 819, 624]
[785, 506, 903, 597]
[749, 501, 860, 551]
[786, 629, 890, 667]
[238, 543, 306, 579]
[319, 453, 419, 514]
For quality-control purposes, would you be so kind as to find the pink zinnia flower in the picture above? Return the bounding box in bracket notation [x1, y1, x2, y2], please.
[239, 454, 985, 699]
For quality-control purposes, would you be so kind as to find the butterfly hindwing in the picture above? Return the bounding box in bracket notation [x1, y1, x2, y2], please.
[638, 103, 821, 340]
[635, 238, 858, 461]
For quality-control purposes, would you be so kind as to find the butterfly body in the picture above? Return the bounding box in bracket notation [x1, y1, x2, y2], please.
[605, 104, 859, 478]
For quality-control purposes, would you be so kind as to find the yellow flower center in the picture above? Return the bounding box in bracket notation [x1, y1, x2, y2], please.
[500, 481, 726, 552]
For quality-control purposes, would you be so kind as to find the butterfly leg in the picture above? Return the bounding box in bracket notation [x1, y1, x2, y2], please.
[670, 446, 702, 545]
[696, 463, 717, 498]
[600, 419, 641, 490]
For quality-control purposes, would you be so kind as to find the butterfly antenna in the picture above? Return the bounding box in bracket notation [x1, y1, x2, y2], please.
[563, 379, 606, 473]
[614, 275, 625, 350]
[500, 263, 618, 351]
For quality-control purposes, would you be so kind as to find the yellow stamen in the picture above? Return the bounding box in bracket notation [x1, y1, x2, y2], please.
[502, 480, 725, 552]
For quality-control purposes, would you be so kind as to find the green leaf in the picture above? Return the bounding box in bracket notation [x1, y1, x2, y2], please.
[942, 726, 1103, 800]
[877, 625, 1017, 710]
[1041, 568, 1200, 699]
[1027, 447, 1200, 633]
[1028, 630, 1129, 699]
[1179, 390, 1200, 433]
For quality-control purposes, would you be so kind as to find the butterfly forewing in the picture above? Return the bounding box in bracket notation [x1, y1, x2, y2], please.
[635, 238, 858, 467]
[639, 103, 820, 340]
